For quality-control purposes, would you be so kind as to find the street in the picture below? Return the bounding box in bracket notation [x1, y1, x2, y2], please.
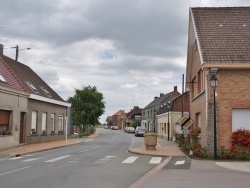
[1, 128, 249, 188]
[0, 129, 164, 188]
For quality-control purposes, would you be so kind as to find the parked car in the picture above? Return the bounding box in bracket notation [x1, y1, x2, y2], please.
[104, 125, 109, 129]
[113, 126, 119, 130]
[127, 127, 135, 133]
[135, 127, 146, 137]
[124, 127, 129, 132]
[110, 126, 114, 130]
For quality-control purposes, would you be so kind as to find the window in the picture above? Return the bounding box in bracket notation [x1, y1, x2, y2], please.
[195, 112, 201, 127]
[192, 76, 197, 99]
[58, 115, 64, 131]
[41, 86, 51, 97]
[42, 113, 47, 132]
[51, 114, 55, 132]
[31, 111, 37, 134]
[26, 81, 38, 93]
[0, 110, 10, 135]
[232, 109, 250, 131]
[0, 75, 7, 83]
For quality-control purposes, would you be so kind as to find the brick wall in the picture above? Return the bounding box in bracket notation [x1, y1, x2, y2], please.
[216, 69, 250, 148]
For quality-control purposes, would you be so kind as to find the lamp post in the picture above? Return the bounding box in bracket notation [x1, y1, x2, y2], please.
[153, 109, 156, 133]
[210, 74, 218, 160]
[167, 102, 170, 141]
[11, 45, 31, 61]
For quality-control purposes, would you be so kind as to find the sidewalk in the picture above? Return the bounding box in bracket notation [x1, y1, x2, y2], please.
[128, 137, 185, 157]
[0, 131, 99, 159]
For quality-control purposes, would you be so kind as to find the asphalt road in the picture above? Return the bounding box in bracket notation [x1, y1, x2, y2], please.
[0, 128, 164, 188]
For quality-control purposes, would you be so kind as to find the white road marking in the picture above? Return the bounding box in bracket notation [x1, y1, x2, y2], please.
[21, 157, 44, 162]
[85, 139, 92, 142]
[78, 149, 89, 153]
[122, 156, 139, 164]
[23, 154, 34, 157]
[175, 160, 185, 165]
[149, 157, 162, 164]
[95, 156, 116, 163]
[93, 145, 102, 149]
[44, 155, 71, 163]
[0, 166, 31, 176]
[8, 157, 23, 160]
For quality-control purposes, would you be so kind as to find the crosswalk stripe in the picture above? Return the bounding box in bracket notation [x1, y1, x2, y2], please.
[122, 156, 139, 164]
[21, 157, 44, 162]
[149, 157, 162, 164]
[175, 160, 185, 165]
[44, 155, 71, 162]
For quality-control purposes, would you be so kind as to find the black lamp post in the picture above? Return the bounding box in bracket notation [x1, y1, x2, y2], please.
[210, 74, 218, 160]
[12, 45, 31, 61]
[167, 102, 170, 141]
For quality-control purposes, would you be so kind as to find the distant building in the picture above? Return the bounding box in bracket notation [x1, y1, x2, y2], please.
[112, 109, 126, 128]
[141, 86, 180, 133]
[124, 106, 142, 129]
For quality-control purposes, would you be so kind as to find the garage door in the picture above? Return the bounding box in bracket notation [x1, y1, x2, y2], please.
[232, 109, 250, 131]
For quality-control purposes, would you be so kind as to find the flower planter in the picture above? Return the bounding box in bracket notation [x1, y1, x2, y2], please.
[144, 132, 157, 150]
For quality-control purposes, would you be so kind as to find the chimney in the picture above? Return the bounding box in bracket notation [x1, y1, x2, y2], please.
[154, 96, 158, 100]
[174, 86, 177, 92]
[0, 44, 3, 56]
[160, 93, 164, 97]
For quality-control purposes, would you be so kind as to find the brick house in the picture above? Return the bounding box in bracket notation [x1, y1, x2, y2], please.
[0, 44, 70, 150]
[112, 109, 126, 128]
[124, 106, 142, 129]
[186, 7, 250, 153]
[141, 86, 180, 133]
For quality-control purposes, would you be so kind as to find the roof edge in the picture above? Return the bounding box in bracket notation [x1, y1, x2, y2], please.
[29, 94, 71, 107]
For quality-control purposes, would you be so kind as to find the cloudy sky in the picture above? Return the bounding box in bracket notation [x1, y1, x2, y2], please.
[0, 0, 249, 123]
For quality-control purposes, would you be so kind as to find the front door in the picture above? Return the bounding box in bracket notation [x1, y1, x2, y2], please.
[19, 112, 25, 144]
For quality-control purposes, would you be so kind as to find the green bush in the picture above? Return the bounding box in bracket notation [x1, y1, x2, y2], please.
[217, 146, 250, 160]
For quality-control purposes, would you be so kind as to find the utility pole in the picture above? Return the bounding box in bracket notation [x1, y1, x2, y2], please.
[12, 45, 31, 61]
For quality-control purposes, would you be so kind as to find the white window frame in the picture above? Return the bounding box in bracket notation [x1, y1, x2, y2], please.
[31, 111, 37, 133]
[58, 115, 64, 131]
[42, 112, 47, 131]
[232, 109, 250, 131]
[0, 75, 7, 82]
[51, 114, 55, 132]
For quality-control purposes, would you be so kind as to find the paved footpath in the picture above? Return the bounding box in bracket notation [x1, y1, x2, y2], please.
[0, 131, 99, 158]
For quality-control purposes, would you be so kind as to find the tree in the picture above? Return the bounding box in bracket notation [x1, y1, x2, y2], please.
[68, 86, 105, 133]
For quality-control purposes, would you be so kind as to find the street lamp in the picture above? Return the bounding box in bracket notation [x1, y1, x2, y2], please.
[167, 101, 171, 141]
[12, 45, 31, 61]
[210, 74, 218, 160]
[153, 109, 156, 133]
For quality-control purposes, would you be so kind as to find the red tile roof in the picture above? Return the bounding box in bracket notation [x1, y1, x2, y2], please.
[191, 7, 250, 63]
[0, 55, 64, 102]
[0, 57, 26, 92]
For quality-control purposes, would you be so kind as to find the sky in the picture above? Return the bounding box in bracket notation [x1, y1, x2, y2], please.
[0, 0, 249, 123]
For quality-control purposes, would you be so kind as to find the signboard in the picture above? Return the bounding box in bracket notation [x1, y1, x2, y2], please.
[177, 114, 193, 130]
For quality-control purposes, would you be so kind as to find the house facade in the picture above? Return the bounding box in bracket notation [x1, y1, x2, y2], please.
[157, 92, 190, 140]
[124, 106, 142, 128]
[0, 44, 70, 150]
[141, 86, 180, 133]
[112, 109, 126, 128]
[186, 7, 250, 152]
